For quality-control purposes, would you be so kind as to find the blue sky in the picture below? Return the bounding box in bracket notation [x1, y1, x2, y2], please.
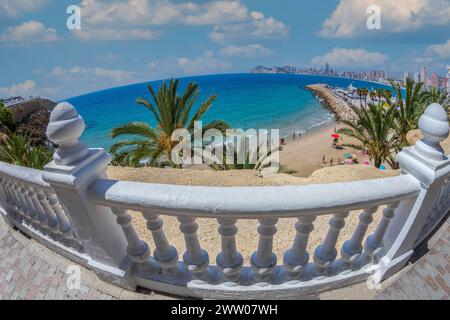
[0, 0, 449, 100]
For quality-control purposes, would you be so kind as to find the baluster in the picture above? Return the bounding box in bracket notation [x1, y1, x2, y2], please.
[45, 191, 74, 239]
[27, 187, 49, 228]
[4, 179, 20, 217]
[364, 202, 399, 263]
[216, 218, 243, 284]
[111, 208, 158, 274]
[341, 207, 378, 269]
[283, 216, 316, 280]
[251, 218, 278, 284]
[2, 178, 15, 206]
[313, 211, 349, 277]
[178, 216, 209, 281]
[141, 211, 180, 278]
[0, 177, 9, 202]
[11, 181, 27, 217]
[23, 185, 41, 223]
[35, 190, 59, 233]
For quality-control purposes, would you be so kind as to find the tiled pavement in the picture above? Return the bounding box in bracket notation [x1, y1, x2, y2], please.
[0, 216, 172, 300]
[1, 211, 449, 300]
[376, 213, 450, 300]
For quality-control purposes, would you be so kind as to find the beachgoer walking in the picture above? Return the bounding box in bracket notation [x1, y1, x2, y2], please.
[330, 158, 334, 166]
[322, 155, 325, 164]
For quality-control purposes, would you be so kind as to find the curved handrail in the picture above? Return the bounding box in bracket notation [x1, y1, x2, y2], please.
[88, 174, 421, 218]
[0, 161, 51, 191]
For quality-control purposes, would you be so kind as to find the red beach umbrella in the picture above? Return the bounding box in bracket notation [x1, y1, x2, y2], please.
[331, 134, 340, 139]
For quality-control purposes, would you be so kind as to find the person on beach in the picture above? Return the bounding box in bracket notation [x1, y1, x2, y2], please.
[330, 158, 334, 166]
[322, 155, 325, 164]
[293, 132, 296, 139]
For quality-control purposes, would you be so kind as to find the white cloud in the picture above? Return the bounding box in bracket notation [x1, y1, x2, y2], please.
[0, 80, 36, 97]
[76, 0, 288, 43]
[148, 51, 232, 78]
[49, 66, 135, 83]
[210, 11, 289, 44]
[0, 79, 57, 98]
[0, 0, 49, 19]
[74, 28, 160, 41]
[79, 0, 249, 26]
[0, 21, 61, 43]
[426, 39, 450, 59]
[219, 44, 273, 57]
[311, 48, 388, 68]
[320, 0, 450, 38]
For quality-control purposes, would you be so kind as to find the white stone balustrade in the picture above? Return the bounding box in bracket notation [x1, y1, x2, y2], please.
[0, 101, 449, 299]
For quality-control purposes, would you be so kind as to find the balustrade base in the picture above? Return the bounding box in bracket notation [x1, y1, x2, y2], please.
[132, 264, 379, 299]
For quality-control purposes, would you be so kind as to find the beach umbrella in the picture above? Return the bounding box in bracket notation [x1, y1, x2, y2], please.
[344, 153, 352, 159]
[331, 134, 340, 139]
[363, 161, 370, 165]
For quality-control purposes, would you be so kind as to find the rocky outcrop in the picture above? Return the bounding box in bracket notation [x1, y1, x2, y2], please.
[15, 107, 52, 147]
[9, 99, 56, 123]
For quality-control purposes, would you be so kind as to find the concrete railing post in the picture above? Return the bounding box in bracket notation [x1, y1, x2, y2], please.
[374, 103, 450, 282]
[42, 102, 136, 290]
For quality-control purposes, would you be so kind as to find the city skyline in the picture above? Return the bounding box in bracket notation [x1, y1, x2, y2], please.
[0, 0, 449, 100]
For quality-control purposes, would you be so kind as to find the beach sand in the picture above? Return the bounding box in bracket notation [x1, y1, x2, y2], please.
[280, 121, 362, 177]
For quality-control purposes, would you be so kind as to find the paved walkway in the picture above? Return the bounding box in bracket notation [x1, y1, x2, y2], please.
[0, 217, 172, 300]
[376, 213, 450, 300]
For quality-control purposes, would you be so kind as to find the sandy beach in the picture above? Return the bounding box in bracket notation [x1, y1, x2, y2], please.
[280, 121, 362, 177]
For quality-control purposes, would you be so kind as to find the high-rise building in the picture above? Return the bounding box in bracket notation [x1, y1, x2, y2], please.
[421, 66, 428, 84]
[403, 72, 412, 85]
[431, 73, 447, 89]
[447, 65, 450, 91]
[414, 72, 420, 83]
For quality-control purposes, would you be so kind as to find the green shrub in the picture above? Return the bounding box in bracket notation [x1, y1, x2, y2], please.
[0, 100, 15, 132]
[0, 132, 52, 170]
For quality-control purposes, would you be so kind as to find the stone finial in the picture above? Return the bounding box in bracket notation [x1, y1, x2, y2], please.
[46, 102, 89, 166]
[414, 103, 449, 161]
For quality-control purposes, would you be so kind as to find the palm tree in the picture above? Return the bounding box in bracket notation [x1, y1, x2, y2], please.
[357, 88, 364, 107]
[337, 103, 399, 169]
[385, 79, 426, 146]
[422, 87, 449, 109]
[110, 79, 230, 167]
[361, 88, 369, 107]
[0, 132, 52, 170]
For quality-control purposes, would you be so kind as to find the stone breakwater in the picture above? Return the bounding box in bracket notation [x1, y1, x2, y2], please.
[306, 84, 358, 125]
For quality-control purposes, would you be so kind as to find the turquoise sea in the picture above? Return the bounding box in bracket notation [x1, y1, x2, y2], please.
[66, 73, 393, 149]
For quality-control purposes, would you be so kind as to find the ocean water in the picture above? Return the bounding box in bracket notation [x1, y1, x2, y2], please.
[66, 73, 393, 149]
